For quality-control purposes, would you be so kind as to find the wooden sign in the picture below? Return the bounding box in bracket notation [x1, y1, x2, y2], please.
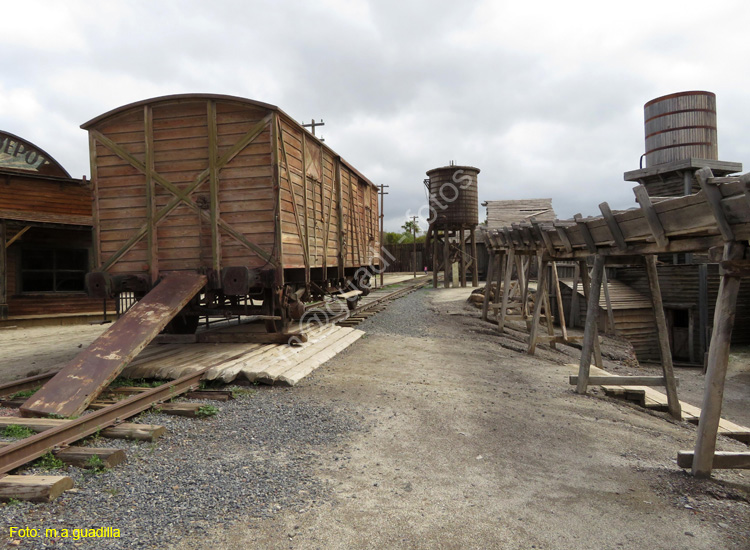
[0, 131, 70, 177]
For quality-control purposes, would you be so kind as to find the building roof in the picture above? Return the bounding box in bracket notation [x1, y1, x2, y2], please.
[482, 198, 556, 228]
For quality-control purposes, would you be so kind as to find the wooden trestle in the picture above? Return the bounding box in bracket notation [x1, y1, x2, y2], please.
[480, 168, 750, 477]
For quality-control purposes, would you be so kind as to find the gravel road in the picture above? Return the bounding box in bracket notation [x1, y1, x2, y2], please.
[1, 286, 748, 549]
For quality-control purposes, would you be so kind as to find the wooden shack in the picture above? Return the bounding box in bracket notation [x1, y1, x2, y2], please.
[0, 131, 107, 325]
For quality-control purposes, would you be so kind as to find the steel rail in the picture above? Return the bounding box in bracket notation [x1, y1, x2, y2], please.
[0, 372, 58, 399]
[0, 276, 431, 475]
[0, 350, 250, 475]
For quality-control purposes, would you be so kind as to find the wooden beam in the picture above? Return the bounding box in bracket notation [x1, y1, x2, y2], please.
[271, 112, 284, 285]
[432, 228, 439, 288]
[460, 228, 466, 287]
[574, 214, 597, 253]
[569, 375, 670, 386]
[4, 225, 30, 248]
[471, 229, 478, 287]
[144, 105, 159, 284]
[527, 255, 548, 355]
[602, 269, 616, 335]
[519, 256, 530, 320]
[542, 266, 556, 350]
[482, 251, 495, 322]
[54, 447, 126, 469]
[207, 100, 221, 276]
[551, 262, 568, 341]
[0, 475, 73, 503]
[633, 185, 668, 247]
[718, 259, 750, 278]
[696, 167, 734, 241]
[577, 254, 605, 393]
[569, 263, 580, 328]
[531, 220, 555, 257]
[644, 255, 681, 419]
[580, 260, 603, 368]
[678, 451, 750, 470]
[494, 251, 504, 317]
[693, 242, 746, 477]
[598, 202, 627, 250]
[0, 219, 6, 319]
[498, 248, 515, 331]
[444, 228, 451, 288]
[554, 224, 573, 253]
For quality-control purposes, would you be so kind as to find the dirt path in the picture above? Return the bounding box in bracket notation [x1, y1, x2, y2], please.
[171, 287, 749, 550]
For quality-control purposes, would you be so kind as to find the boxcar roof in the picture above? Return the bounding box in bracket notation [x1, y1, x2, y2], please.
[80, 93, 376, 189]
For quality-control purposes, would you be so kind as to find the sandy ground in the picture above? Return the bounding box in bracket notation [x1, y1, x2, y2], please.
[1, 285, 748, 549]
[167, 286, 748, 550]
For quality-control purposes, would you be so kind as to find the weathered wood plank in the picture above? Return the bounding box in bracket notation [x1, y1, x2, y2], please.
[677, 451, 750, 470]
[21, 272, 206, 418]
[0, 476, 73, 502]
[693, 242, 746, 477]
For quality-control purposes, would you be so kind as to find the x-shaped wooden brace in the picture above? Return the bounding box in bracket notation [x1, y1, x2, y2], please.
[93, 110, 278, 271]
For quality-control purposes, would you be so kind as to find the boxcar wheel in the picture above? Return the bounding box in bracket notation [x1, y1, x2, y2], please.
[346, 296, 359, 311]
[262, 289, 287, 333]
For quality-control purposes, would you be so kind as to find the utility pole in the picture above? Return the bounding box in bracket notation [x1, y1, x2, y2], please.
[302, 119, 325, 137]
[378, 184, 389, 288]
[410, 215, 418, 278]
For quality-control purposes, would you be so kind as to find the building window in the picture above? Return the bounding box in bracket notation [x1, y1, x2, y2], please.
[20, 248, 88, 293]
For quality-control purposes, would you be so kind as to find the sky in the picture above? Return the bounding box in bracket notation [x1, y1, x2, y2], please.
[2, 0, 749, 232]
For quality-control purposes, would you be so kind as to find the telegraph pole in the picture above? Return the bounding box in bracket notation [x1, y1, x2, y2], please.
[410, 215, 418, 278]
[378, 184, 389, 288]
[302, 119, 325, 137]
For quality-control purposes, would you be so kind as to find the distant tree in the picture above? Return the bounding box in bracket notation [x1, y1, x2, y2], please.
[401, 220, 421, 237]
[383, 231, 405, 244]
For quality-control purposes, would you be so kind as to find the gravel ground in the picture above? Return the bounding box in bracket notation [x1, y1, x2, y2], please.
[0, 390, 364, 549]
[1, 285, 748, 549]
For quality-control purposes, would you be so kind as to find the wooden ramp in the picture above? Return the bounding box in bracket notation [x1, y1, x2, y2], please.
[21, 272, 206, 418]
[566, 364, 750, 443]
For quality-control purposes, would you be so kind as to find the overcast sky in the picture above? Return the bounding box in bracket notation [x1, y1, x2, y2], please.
[2, 0, 749, 231]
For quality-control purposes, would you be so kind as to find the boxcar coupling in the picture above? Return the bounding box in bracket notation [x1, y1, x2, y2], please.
[82, 94, 380, 333]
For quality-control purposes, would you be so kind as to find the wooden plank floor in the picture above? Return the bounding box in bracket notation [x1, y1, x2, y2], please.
[120, 325, 364, 386]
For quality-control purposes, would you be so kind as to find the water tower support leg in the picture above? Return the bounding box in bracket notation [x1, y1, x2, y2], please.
[471, 229, 478, 287]
[443, 228, 450, 289]
[432, 230, 439, 288]
[460, 229, 466, 288]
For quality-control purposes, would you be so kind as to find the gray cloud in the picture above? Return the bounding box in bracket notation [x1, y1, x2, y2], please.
[2, 0, 749, 232]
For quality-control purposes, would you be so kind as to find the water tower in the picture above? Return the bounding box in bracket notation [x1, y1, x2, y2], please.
[624, 91, 741, 197]
[425, 163, 480, 288]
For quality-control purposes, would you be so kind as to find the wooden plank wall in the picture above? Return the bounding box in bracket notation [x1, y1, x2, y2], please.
[214, 102, 274, 270]
[278, 115, 312, 269]
[0, 174, 91, 224]
[339, 165, 378, 269]
[151, 101, 207, 271]
[94, 99, 277, 275]
[95, 108, 150, 274]
[615, 264, 750, 353]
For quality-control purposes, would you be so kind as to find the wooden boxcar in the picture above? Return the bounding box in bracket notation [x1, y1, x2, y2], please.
[82, 94, 380, 331]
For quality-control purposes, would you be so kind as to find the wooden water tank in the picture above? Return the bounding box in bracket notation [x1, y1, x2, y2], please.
[426, 165, 479, 227]
[644, 91, 718, 167]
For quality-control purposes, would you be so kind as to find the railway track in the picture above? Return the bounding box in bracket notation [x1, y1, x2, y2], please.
[0, 275, 430, 498]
